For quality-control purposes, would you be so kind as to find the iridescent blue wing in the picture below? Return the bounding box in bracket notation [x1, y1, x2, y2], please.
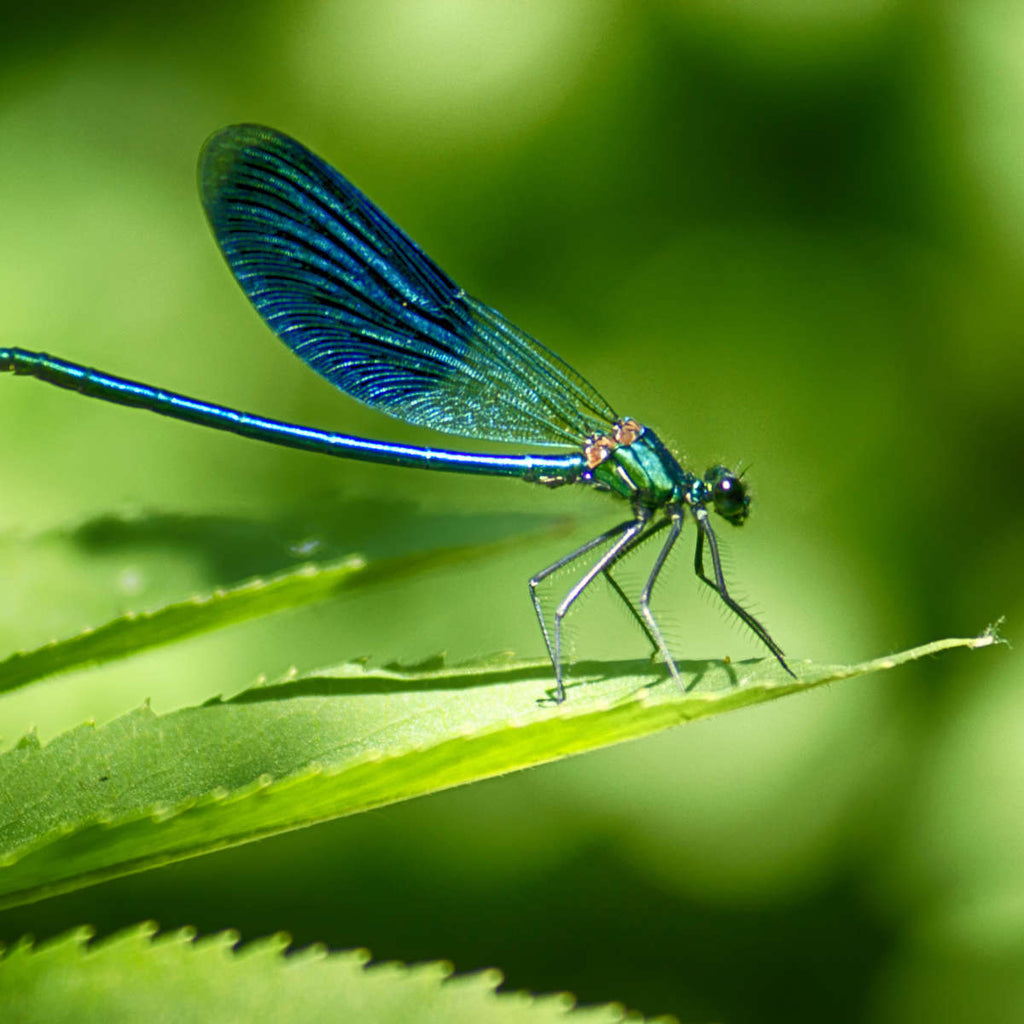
[199, 125, 617, 447]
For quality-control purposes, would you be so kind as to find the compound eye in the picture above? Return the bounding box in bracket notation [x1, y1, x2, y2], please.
[705, 466, 749, 523]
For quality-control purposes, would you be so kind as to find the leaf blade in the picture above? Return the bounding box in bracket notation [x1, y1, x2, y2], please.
[0, 631, 999, 909]
[0, 923, 652, 1023]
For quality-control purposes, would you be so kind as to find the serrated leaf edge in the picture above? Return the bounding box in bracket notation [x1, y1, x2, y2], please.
[0, 922, 662, 1021]
[0, 633, 999, 887]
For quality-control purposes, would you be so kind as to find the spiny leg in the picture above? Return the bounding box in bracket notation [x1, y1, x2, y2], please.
[530, 518, 643, 699]
[551, 515, 654, 703]
[601, 518, 674, 654]
[637, 513, 685, 686]
[602, 569, 658, 651]
[692, 508, 794, 677]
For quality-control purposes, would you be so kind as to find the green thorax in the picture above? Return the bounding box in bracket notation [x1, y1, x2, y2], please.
[583, 419, 695, 507]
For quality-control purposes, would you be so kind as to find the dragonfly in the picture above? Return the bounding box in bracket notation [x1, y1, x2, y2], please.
[0, 125, 792, 702]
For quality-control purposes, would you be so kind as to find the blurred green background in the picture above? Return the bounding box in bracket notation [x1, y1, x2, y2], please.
[0, 1, 1022, 1020]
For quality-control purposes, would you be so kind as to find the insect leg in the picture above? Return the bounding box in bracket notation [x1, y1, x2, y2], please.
[601, 518, 674, 653]
[550, 515, 653, 702]
[637, 512, 685, 685]
[692, 508, 794, 677]
[530, 518, 642, 700]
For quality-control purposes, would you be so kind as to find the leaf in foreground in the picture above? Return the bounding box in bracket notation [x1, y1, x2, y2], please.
[0, 923, 661, 1023]
[0, 631, 1000, 909]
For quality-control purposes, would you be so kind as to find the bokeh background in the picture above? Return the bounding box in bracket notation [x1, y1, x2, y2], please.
[0, 2, 1022, 1021]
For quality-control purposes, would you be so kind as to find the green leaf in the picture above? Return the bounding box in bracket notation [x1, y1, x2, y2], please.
[0, 629, 999, 910]
[0, 533, 542, 696]
[0, 923, 663, 1023]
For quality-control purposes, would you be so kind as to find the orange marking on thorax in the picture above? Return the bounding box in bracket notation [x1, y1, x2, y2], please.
[583, 418, 644, 469]
[584, 434, 616, 469]
[613, 418, 643, 446]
